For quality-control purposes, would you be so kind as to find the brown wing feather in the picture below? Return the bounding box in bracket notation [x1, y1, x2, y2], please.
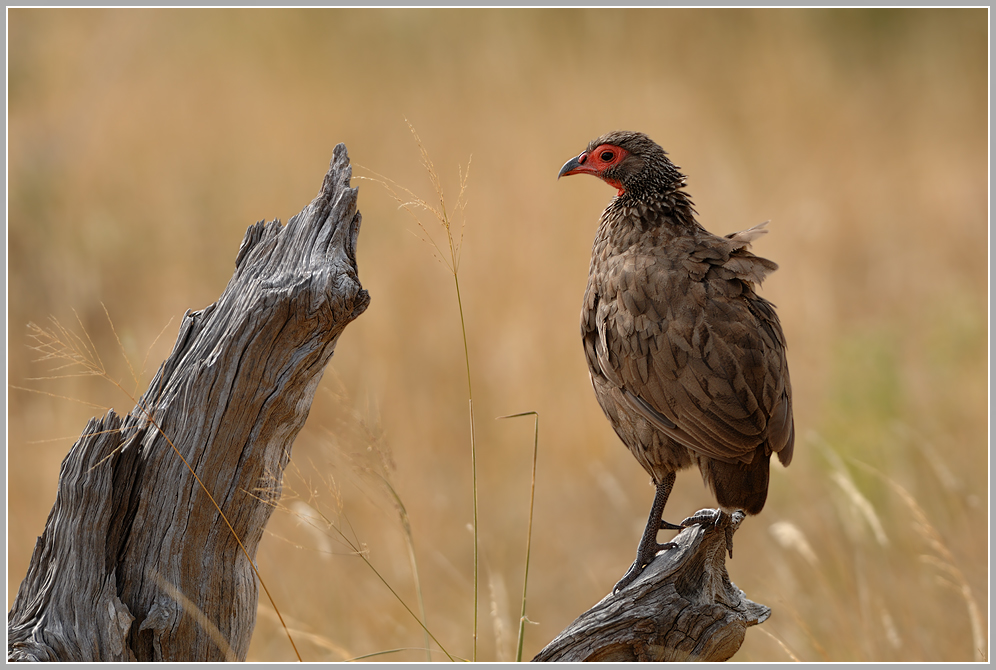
[585, 236, 793, 467]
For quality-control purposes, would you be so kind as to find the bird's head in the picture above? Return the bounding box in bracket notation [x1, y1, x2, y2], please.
[558, 131, 685, 198]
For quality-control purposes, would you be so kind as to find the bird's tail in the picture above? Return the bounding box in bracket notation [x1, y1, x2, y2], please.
[702, 446, 771, 516]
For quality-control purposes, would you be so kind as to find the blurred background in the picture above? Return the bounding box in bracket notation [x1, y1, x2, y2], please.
[6, 8, 988, 662]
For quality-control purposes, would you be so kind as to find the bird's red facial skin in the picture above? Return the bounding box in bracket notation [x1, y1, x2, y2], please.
[561, 144, 630, 195]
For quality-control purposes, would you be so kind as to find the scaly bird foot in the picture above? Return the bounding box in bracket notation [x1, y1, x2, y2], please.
[680, 508, 724, 528]
[680, 509, 736, 558]
[613, 540, 678, 593]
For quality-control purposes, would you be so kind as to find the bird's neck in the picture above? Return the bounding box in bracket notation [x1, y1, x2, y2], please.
[591, 188, 701, 264]
[610, 186, 700, 233]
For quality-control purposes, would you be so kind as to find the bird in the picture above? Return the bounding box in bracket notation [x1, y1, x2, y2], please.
[558, 131, 794, 593]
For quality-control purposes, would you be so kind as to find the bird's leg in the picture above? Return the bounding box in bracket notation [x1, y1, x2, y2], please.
[613, 472, 679, 593]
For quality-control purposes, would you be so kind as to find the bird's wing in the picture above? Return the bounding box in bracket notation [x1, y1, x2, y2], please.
[585, 249, 793, 465]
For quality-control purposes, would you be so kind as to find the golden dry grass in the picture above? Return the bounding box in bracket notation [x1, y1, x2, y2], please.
[7, 8, 988, 663]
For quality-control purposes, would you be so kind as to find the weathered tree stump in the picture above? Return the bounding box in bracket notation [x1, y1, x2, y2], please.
[7, 144, 369, 662]
[533, 510, 770, 662]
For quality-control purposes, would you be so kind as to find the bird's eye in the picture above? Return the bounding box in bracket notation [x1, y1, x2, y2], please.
[600, 151, 614, 162]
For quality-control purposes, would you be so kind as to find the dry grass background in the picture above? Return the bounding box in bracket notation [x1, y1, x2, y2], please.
[6, 8, 988, 663]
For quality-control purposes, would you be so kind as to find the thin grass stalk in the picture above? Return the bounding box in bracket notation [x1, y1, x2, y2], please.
[754, 627, 801, 662]
[320, 508, 457, 661]
[269, 461, 453, 662]
[320, 378, 435, 662]
[347, 647, 468, 662]
[402, 521, 432, 662]
[424, 122, 479, 662]
[452, 271, 480, 662]
[847, 456, 987, 661]
[497, 411, 540, 662]
[363, 121, 478, 660]
[374, 472, 432, 661]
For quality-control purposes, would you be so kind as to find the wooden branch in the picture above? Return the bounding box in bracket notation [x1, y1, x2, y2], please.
[533, 510, 770, 662]
[7, 144, 369, 662]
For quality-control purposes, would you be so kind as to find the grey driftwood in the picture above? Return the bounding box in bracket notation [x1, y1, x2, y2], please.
[533, 509, 770, 662]
[7, 144, 369, 662]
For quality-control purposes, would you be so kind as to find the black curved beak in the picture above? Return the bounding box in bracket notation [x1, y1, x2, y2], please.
[558, 153, 585, 179]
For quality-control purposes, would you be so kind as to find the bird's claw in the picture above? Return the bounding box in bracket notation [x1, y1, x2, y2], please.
[680, 509, 736, 558]
[613, 541, 678, 594]
[680, 508, 724, 528]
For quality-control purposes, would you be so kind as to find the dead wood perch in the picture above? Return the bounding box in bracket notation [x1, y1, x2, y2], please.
[7, 144, 369, 662]
[533, 510, 770, 662]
